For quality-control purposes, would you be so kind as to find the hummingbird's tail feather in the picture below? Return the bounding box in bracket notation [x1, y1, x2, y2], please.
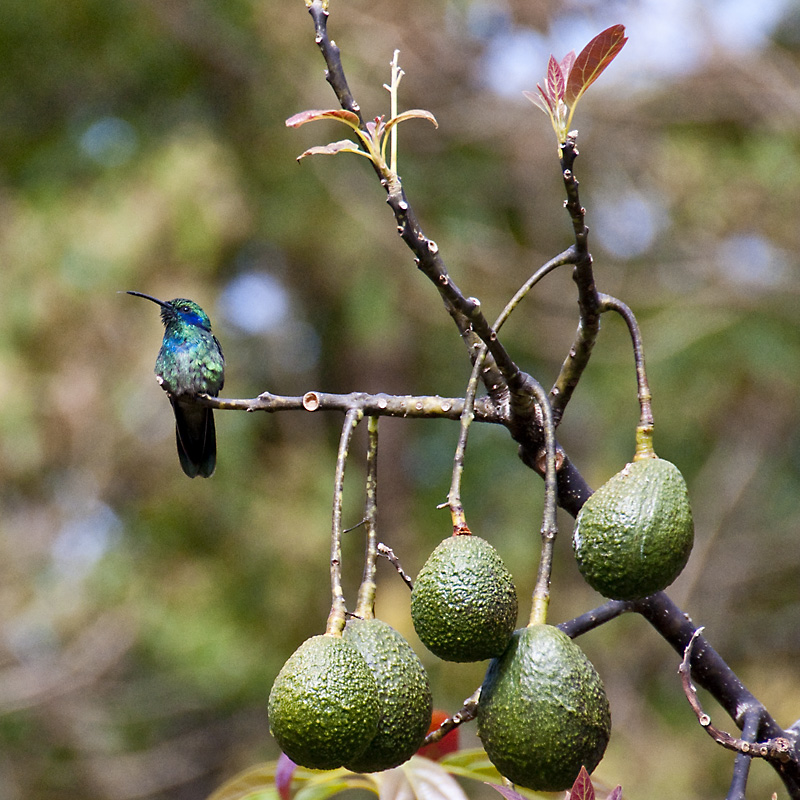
[171, 398, 217, 478]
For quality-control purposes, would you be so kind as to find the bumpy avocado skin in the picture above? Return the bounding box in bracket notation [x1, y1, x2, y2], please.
[411, 535, 518, 662]
[268, 634, 379, 770]
[572, 457, 694, 600]
[477, 625, 611, 792]
[342, 618, 433, 772]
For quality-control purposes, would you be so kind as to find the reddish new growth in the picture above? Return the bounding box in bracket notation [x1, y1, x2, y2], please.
[525, 24, 627, 144]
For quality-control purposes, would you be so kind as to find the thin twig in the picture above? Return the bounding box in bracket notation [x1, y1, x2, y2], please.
[376, 543, 413, 590]
[680, 628, 794, 765]
[421, 688, 481, 747]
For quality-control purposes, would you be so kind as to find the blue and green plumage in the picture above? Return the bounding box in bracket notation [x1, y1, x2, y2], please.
[128, 292, 225, 478]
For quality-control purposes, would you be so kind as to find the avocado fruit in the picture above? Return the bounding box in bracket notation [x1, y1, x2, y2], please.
[342, 617, 433, 772]
[411, 534, 518, 662]
[268, 634, 379, 770]
[477, 624, 611, 792]
[572, 456, 694, 600]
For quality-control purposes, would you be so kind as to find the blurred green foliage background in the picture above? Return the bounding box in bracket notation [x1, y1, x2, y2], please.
[1, 0, 799, 798]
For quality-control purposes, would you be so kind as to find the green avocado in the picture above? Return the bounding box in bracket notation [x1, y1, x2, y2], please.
[342, 618, 433, 772]
[411, 534, 518, 662]
[572, 456, 694, 600]
[268, 634, 379, 770]
[477, 624, 611, 792]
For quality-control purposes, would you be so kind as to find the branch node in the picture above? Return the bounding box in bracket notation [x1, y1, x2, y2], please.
[303, 391, 321, 411]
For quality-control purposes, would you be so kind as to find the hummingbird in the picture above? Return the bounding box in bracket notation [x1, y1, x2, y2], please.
[128, 291, 225, 478]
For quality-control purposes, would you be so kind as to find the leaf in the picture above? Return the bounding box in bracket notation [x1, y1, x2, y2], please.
[523, 89, 551, 115]
[568, 766, 594, 800]
[559, 51, 576, 82]
[606, 787, 623, 800]
[205, 763, 279, 800]
[285, 109, 361, 129]
[294, 778, 362, 800]
[484, 783, 527, 800]
[375, 757, 469, 800]
[384, 109, 439, 135]
[546, 54, 566, 102]
[564, 24, 627, 106]
[297, 140, 367, 160]
[275, 754, 297, 800]
[438, 748, 505, 784]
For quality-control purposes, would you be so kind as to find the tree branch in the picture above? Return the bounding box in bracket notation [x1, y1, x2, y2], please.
[198, 390, 503, 422]
[550, 135, 602, 425]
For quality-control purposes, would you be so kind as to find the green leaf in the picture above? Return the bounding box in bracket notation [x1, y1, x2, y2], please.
[295, 778, 367, 800]
[564, 24, 627, 107]
[439, 749, 494, 770]
[205, 764, 279, 800]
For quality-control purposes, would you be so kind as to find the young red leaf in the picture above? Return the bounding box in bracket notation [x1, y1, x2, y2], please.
[528, 85, 554, 114]
[565, 24, 627, 106]
[285, 108, 361, 129]
[568, 766, 595, 800]
[546, 54, 566, 102]
[559, 50, 577, 82]
[484, 783, 527, 800]
[275, 753, 297, 800]
[296, 139, 366, 160]
[606, 787, 623, 800]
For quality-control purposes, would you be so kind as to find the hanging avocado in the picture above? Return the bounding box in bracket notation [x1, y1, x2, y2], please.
[268, 634, 380, 770]
[411, 534, 518, 662]
[477, 624, 611, 792]
[342, 618, 433, 772]
[572, 456, 694, 600]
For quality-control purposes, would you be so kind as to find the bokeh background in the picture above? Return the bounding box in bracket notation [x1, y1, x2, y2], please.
[1, 0, 799, 797]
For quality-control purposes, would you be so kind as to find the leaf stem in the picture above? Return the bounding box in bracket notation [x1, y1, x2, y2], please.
[384, 50, 403, 175]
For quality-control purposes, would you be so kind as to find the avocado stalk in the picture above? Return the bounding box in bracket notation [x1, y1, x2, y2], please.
[354, 416, 380, 620]
[446, 350, 481, 534]
[528, 379, 559, 627]
[598, 293, 656, 461]
[445, 254, 572, 534]
[326, 408, 365, 637]
[443, 295, 560, 626]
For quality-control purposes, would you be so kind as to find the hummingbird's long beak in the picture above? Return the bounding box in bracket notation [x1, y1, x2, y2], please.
[126, 290, 170, 309]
